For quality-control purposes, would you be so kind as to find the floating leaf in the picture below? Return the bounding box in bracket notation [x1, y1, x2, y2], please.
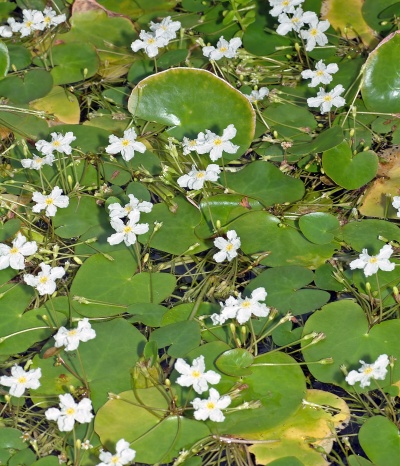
[7, 44, 31, 71]
[216, 348, 254, 376]
[128, 68, 255, 160]
[30, 86, 80, 125]
[0, 69, 53, 104]
[322, 141, 378, 190]
[342, 219, 400, 253]
[299, 213, 340, 244]
[361, 32, 400, 113]
[150, 321, 201, 357]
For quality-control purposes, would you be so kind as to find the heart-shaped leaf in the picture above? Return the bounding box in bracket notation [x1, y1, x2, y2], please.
[299, 213, 340, 244]
[0, 69, 53, 104]
[322, 141, 378, 189]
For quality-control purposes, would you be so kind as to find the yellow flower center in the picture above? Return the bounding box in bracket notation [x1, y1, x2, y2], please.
[39, 276, 48, 284]
[292, 17, 299, 23]
[226, 243, 234, 251]
[66, 407, 75, 416]
[121, 139, 130, 147]
[189, 140, 197, 147]
[123, 226, 133, 234]
[44, 16, 51, 24]
[206, 402, 215, 410]
[316, 70, 324, 76]
[125, 206, 132, 212]
[191, 370, 201, 378]
[213, 138, 222, 146]
[68, 329, 78, 336]
[363, 367, 373, 375]
[18, 376, 27, 384]
[52, 140, 61, 147]
[323, 95, 332, 102]
[282, 0, 289, 5]
[219, 47, 228, 53]
[242, 300, 251, 308]
[10, 247, 19, 254]
[369, 257, 378, 264]
[147, 38, 156, 44]
[310, 28, 318, 36]
[45, 198, 54, 205]
[26, 21, 33, 27]
[196, 172, 205, 179]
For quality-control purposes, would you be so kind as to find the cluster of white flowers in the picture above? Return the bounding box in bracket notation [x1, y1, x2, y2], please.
[131, 16, 181, 58]
[345, 354, 390, 388]
[349, 244, 395, 277]
[21, 132, 76, 170]
[182, 124, 239, 162]
[97, 439, 136, 466]
[0, 233, 37, 271]
[213, 230, 241, 263]
[54, 318, 96, 351]
[203, 36, 242, 61]
[177, 164, 221, 190]
[32, 186, 69, 217]
[211, 287, 270, 325]
[24, 262, 65, 295]
[0, 7, 66, 39]
[175, 355, 231, 422]
[0, 365, 41, 397]
[105, 128, 146, 162]
[45, 394, 94, 432]
[107, 194, 152, 247]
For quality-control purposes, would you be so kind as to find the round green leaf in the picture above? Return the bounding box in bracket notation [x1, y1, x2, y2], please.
[299, 213, 340, 244]
[216, 348, 254, 376]
[8, 44, 31, 71]
[128, 68, 255, 160]
[359, 416, 400, 466]
[0, 428, 27, 449]
[322, 141, 378, 190]
[0, 69, 53, 104]
[361, 32, 400, 113]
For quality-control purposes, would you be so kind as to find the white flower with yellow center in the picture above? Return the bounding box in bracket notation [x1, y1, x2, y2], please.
[181, 136, 207, 155]
[149, 16, 181, 41]
[97, 439, 136, 466]
[301, 60, 339, 87]
[24, 262, 65, 295]
[276, 8, 316, 35]
[196, 124, 239, 162]
[0, 233, 37, 270]
[349, 244, 395, 277]
[32, 186, 69, 217]
[108, 194, 153, 219]
[178, 164, 221, 190]
[105, 128, 146, 162]
[299, 18, 330, 51]
[192, 388, 231, 422]
[21, 153, 55, 170]
[345, 354, 390, 388]
[131, 30, 169, 58]
[175, 355, 221, 394]
[42, 7, 66, 28]
[211, 287, 270, 325]
[245, 87, 269, 104]
[36, 132, 76, 156]
[45, 394, 94, 432]
[0, 365, 41, 398]
[54, 318, 96, 352]
[307, 84, 345, 113]
[19, 9, 45, 37]
[269, 0, 304, 17]
[203, 36, 242, 61]
[107, 210, 149, 247]
[213, 230, 241, 263]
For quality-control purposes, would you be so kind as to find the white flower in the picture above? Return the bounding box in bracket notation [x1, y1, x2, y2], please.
[175, 355, 221, 394]
[299, 18, 330, 51]
[108, 194, 153, 219]
[181, 136, 206, 155]
[35, 132, 76, 156]
[21, 153, 55, 170]
[192, 388, 231, 422]
[245, 87, 269, 103]
[178, 164, 221, 190]
[202, 36, 242, 61]
[213, 230, 241, 263]
[131, 30, 169, 58]
[45, 394, 94, 432]
[54, 318, 96, 351]
[211, 287, 270, 325]
[349, 244, 395, 277]
[276, 8, 316, 35]
[345, 354, 390, 388]
[24, 262, 65, 296]
[307, 85, 345, 113]
[269, 0, 305, 17]
[42, 7, 66, 28]
[107, 211, 149, 247]
[301, 60, 339, 87]
[0, 365, 41, 398]
[392, 196, 400, 216]
[0, 233, 37, 270]
[81, 440, 93, 450]
[149, 16, 181, 41]
[19, 9, 45, 37]
[196, 124, 239, 162]
[0, 25, 12, 38]
[97, 439, 136, 466]
[8, 17, 21, 34]
[105, 128, 146, 162]
[32, 186, 69, 217]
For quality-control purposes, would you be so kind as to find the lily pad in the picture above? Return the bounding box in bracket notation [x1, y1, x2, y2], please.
[0, 69, 53, 104]
[128, 68, 255, 160]
[299, 212, 340, 244]
[30, 86, 80, 124]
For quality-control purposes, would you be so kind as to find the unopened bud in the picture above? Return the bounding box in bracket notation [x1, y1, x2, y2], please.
[68, 175, 73, 188]
[216, 220, 221, 229]
[365, 282, 371, 292]
[165, 378, 171, 387]
[311, 332, 325, 344]
[229, 323, 236, 336]
[75, 439, 81, 450]
[349, 128, 355, 137]
[339, 364, 348, 376]
[73, 256, 83, 265]
[319, 357, 333, 364]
